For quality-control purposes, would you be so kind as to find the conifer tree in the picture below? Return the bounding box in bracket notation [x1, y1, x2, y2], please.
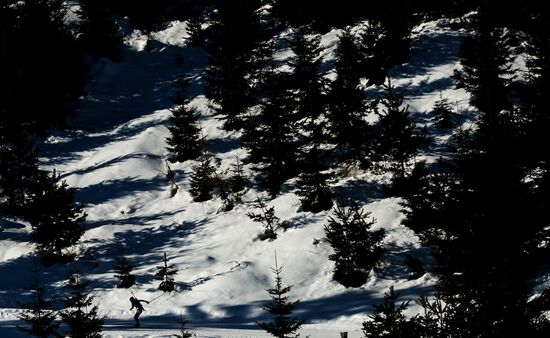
[113, 252, 135, 288]
[155, 253, 177, 292]
[173, 314, 193, 338]
[287, 26, 325, 122]
[189, 150, 216, 202]
[328, 28, 371, 161]
[229, 154, 247, 193]
[359, 5, 413, 87]
[27, 170, 86, 261]
[204, 0, 262, 130]
[185, 5, 204, 48]
[295, 144, 332, 213]
[247, 197, 280, 240]
[61, 273, 104, 338]
[14, 0, 84, 130]
[453, 7, 512, 125]
[257, 256, 304, 338]
[77, 0, 120, 60]
[325, 201, 385, 287]
[362, 286, 418, 338]
[166, 54, 202, 162]
[431, 94, 455, 129]
[18, 260, 60, 338]
[242, 73, 299, 197]
[0, 127, 39, 212]
[372, 80, 425, 182]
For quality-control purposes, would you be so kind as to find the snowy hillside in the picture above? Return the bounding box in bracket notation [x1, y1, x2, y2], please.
[0, 16, 471, 337]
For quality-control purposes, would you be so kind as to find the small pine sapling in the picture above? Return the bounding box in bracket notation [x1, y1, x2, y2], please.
[17, 260, 60, 338]
[155, 253, 177, 292]
[247, 197, 280, 240]
[189, 150, 216, 202]
[257, 255, 304, 338]
[431, 94, 455, 129]
[114, 252, 135, 288]
[229, 153, 247, 193]
[61, 273, 104, 338]
[173, 314, 193, 338]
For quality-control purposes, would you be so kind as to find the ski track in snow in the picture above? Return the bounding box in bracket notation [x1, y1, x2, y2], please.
[1, 18, 469, 337]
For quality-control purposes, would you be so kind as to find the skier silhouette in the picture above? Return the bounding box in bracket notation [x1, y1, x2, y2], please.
[129, 296, 149, 328]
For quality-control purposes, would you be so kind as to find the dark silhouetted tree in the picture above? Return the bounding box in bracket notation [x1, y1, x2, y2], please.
[287, 26, 325, 122]
[257, 256, 304, 338]
[166, 54, 202, 162]
[185, 4, 204, 47]
[18, 260, 60, 338]
[362, 286, 419, 338]
[295, 144, 332, 213]
[247, 196, 279, 240]
[27, 170, 86, 261]
[77, 0, 120, 60]
[328, 28, 372, 162]
[61, 273, 104, 338]
[189, 150, 216, 202]
[325, 200, 385, 287]
[155, 253, 177, 292]
[204, 0, 262, 130]
[114, 252, 135, 288]
[242, 73, 299, 197]
[372, 81, 426, 183]
[173, 314, 193, 338]
[453, 8, 512, 124]
[0, 127, 39, 212]
[431, 94, 455, 129]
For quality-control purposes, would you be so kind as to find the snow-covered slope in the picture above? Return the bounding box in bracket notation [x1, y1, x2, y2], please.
[0, 18, 469, 337]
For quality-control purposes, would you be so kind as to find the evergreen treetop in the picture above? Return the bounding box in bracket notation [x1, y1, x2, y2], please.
[17, 260, 60, 338]
[257, 256, 304, 338]
[61, 273, 104, 338]
[155, 252, 177, 292]
[27, 169, 86, 260]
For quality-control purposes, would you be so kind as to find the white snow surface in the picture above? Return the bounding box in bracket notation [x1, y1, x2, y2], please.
[1, 19, 470, 337]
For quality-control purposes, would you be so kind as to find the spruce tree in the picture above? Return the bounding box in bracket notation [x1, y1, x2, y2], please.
[204, 0, 262, 130]
[328, 28, 371, 161]
[295, 144, 332, 213]
[60, 273, 104, 338]
[185, 5, 204, 48]
[165, 54, 202, 162]
[453, 7, 512, 124]
[324, 201, 385, 287]
[257, 257, 304, 338]
[359, 5, 413, 87]
[18, 260, 60, 338]
[0, 127, 39, 212]
[27, 169, 86, 261]
[372, 81, 425, 182]
[287, 26, 325, 122]
[362, 286, 418, 338]
[155, 252, 177, 292]
[173, 314, 193, 338]
[113, 252, 135, 288]
[431, 94, 455, 129]
[229, 154, 247, 193]
[242, 73, 298, 197]
[77, 0, 120, 60]
[246, 197, 280, 240]
[189, 150, 216, 202]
